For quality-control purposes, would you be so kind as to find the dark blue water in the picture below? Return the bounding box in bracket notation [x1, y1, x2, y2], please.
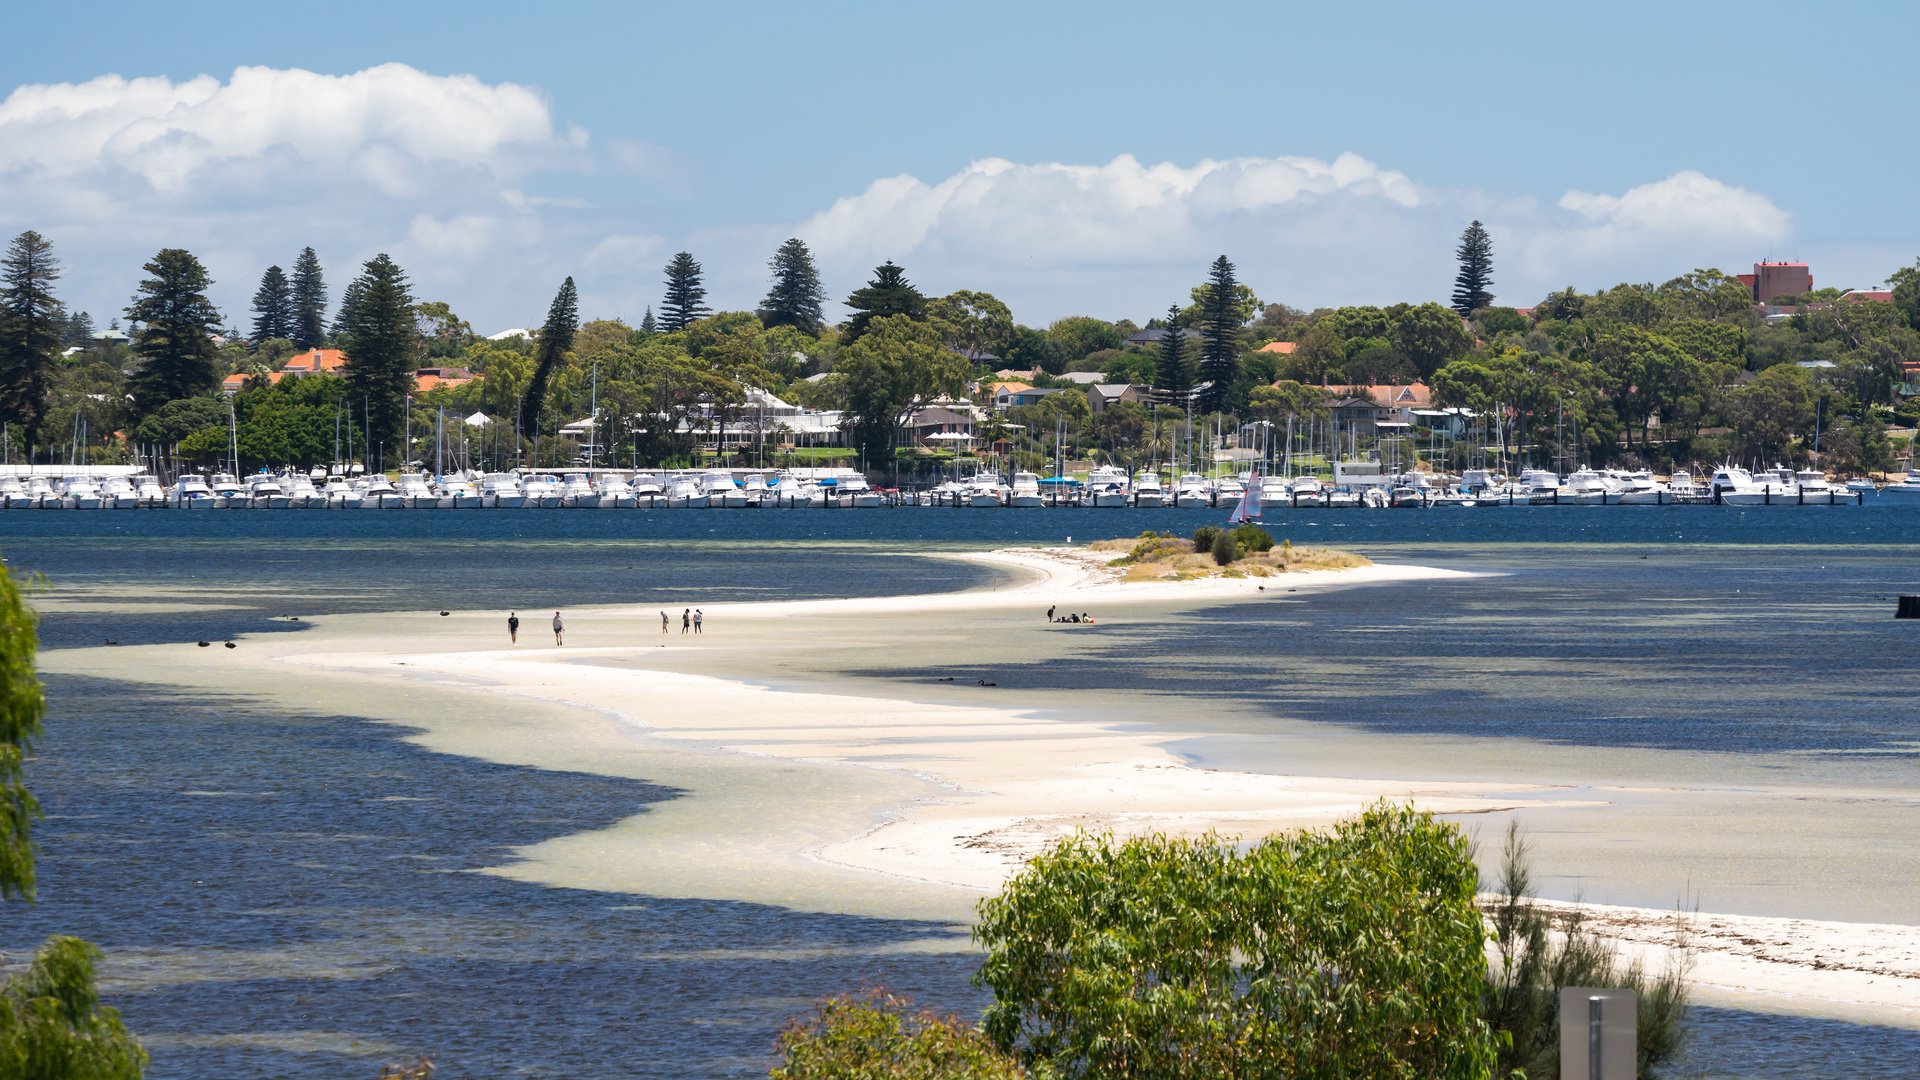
[3, 506, 1917, 1077]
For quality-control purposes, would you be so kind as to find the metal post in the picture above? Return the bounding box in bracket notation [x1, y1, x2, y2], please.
[1588, 996, 1604, 1080]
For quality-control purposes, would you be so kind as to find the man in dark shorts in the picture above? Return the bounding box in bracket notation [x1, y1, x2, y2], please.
[508, 612, 519, 644]
[552, 611, 564, 646]
[681, 609, 691, 634]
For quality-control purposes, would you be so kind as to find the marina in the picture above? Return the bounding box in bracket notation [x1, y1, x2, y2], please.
[0, 462, 1880, 509]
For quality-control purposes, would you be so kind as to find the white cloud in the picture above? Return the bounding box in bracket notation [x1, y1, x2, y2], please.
[781, 156, 1793, 319]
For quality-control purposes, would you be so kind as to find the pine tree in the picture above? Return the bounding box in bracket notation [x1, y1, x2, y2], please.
[64, 310, 94, 348]
[290, 246, 328, 349]
[331, 276, 365, 342]
[0, 231, 63, 451]
[659, 252, 709, 332]
[1452, 221, 1495, 316]
[1196, 255, 1242, 415]
[250, 265, 294, 346]
[640, 306, 657, 336]
[1154, 306, 1190, 404]
[760, 238, 826, 335]
[843, 260, 926, 344]
[125, 248, 222, 419]
[524, 276, 579, 436]
[336, 254, 416, 468]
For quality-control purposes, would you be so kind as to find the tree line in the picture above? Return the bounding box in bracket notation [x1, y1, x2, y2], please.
[4, 224, 1919, 476]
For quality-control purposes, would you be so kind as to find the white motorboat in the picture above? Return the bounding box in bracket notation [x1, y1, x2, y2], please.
[323, 475, 364, 509]
[1562, 467, 1613, 505]
[248, 472, 293, 509]
[1845, 478, 1878, 495]
[61, 475, 104, 509]
[629, 472, 667, 505]
[480, 473, 524, 509]
[1287, 475, 1327, 508]
[1213, 476, 1245, 508]
[1517, 468, 1560, 505]
[701, 470, 746, 508]
[521, 474, 563, 508]
[559, 472, 601, 509]
[596, 473, 638, 508]
[1009, 471, 1044, 508]
[209, 472, 248, 508]
[1081, 466, 1129, 508]
[0, 476, 30, 509]
[360, 474, 401, 508]
[838, 473, 884, 507]
[667, 475, 707, 508]
[1708, 465, 1791, 506]
[169, 474, 216, 508]
[282, 472, 323, 508]
[963, 471, 1005, 508]
[1172, 473, 1211, 508]
[1260, 473, 1292, 507]
[1879, 473, 1920, 501]
[1607, 470, 1661, 505]
[1326, 486, 1362, 509]
[132, 474, 167, 507]
[99, 476, 142, 508]
[1132, 471, 1167, 508]
[1789, 469, 1849, 505]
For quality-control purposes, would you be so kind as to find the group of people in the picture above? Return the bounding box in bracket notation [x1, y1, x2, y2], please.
[504, 608, 704, 645]
[1046, 605, 1094, 625]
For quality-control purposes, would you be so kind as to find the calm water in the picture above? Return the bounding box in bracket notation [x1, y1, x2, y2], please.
[2, 506, 1918, 1077]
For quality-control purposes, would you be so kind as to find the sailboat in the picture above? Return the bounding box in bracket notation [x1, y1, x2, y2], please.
[1227, 470, 1262, 524]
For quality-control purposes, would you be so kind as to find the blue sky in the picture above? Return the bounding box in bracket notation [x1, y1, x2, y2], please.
[5, 0, 1916, 333]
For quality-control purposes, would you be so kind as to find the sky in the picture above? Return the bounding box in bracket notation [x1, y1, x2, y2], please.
[4, 0, 1917, 336]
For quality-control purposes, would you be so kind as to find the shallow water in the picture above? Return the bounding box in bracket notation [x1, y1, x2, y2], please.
[2, 507, 1917, 1076]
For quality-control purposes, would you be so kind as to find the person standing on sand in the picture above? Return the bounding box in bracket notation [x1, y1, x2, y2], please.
[693, 609, 703, 635]
[552, 611, 564, 646]
[508, 612, 519, 644]
[681, 609, 691, 635]
[661, 611, 669, 635]
[1047, 605, 1055, 623]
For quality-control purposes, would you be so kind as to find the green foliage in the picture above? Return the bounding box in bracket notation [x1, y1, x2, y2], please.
[128, 396, 228, 447]
[1722, 363, 1815, 461]
[1046, 316, 1126, 370]
[1190, 525, 1221, 553]
[1389, 301, 1472, 379]
[290, 247, 327, 350]
[1195, 255, 1242, 414]
[973, 804, 1500, 1079]
[761, 238, 827, 336]
[1484, 822, 1689, 1078]
[0, 937, 148, 1079]
[0, 231, 64, 447]
[929, 291, 1014, 360]
[1209, 528, 1241, 565]
[125, 248, 222, 420]
[0, 564, 43, 901]
[250, 265, 294, 346]
[836, 315, 968, 462]
[233, 374, 352, 468]
[660, 251, 711, 333]
[1231, 523, 1275, 553]
[1153, 307, 1189, 401]
[844, 262, 927, 344]
[524, 277, 579, 433]
[770, 991, 1024, 1079]
[412, 301, 474, 361]
[1452, 220, 1495, 315]
[337, 254, 416, 466]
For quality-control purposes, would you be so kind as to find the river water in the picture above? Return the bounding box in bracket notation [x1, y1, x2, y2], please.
[1, 504, 1916, 1077]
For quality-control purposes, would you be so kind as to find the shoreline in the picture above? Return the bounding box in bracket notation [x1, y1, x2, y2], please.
[38, 545, 1920, 1029]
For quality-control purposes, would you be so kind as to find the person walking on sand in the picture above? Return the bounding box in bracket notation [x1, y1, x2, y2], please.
[681, 609, 691, 635]
[552, 611, 565, 646]
[693, 609, 703, 635]
[508, 612, 519, 644]
[661, 610, 669, 635]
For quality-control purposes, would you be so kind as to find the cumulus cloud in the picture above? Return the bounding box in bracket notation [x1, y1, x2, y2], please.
[0, 64, 625, 333]
[782, 156, 1793, 318]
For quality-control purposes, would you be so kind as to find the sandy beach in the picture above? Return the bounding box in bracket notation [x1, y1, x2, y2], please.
[40, 545, 1920, 1029]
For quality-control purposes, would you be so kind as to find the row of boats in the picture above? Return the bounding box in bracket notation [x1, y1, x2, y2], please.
[1, 463, 1909, 510]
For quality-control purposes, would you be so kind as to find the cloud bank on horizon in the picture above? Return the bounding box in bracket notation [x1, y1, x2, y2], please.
[1, 63, 1798, 333]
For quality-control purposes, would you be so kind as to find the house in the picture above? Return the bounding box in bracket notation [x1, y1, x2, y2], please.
[1124, 327, 1201, 349]
[1842, 288, 1893, 303]
[980, 380, 1033, 411]
[1057, 371, 1107, 386]
[413, 367, 478, 392]
[1743, 261, 1812, 304]
[1087, 383, 1145, 414]
[1003, 387, 1065, 409]
[1318, 383, 1434, 433]
[1257, 341, 1296, 355]
[220, 348, 352, 391]
[907, 405, 977, 447]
